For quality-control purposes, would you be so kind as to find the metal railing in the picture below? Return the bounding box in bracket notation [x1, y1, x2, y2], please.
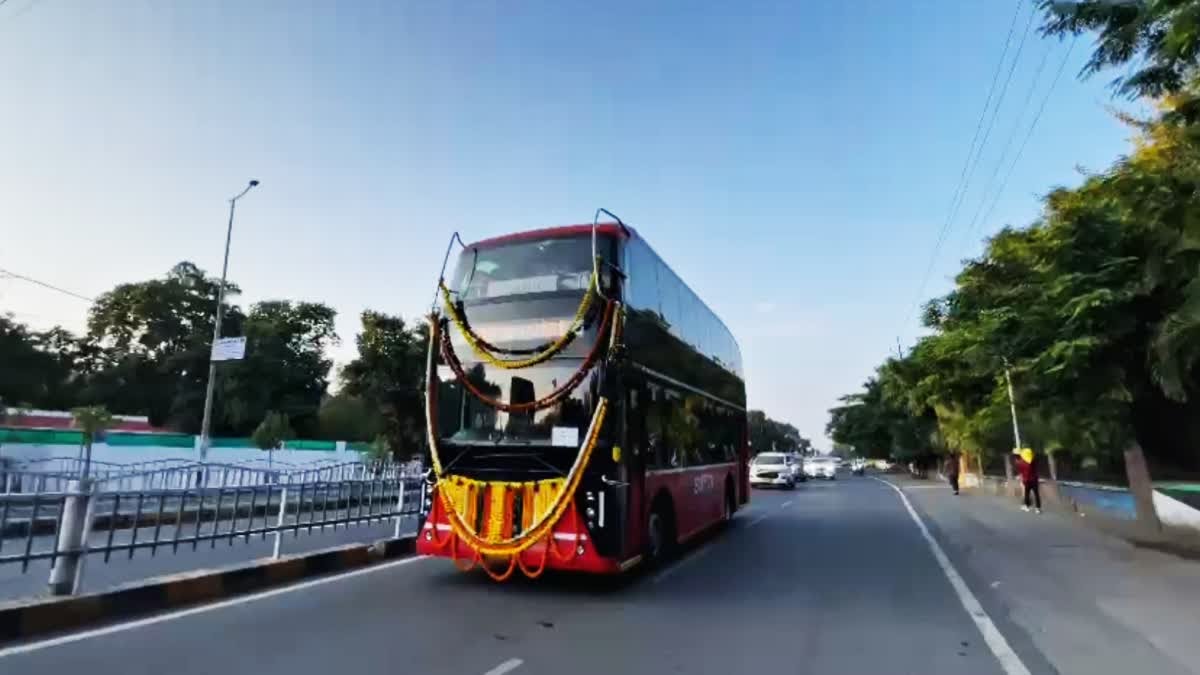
[0, 461, 427, 595]
[1, 457, 419, 493]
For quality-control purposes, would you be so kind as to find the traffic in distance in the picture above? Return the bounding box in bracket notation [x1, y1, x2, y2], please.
[750, 452, 862, 489]
[417, 217, 749, 577]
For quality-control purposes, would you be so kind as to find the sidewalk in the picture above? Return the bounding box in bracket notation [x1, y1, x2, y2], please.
[890, 474, 1200, 675]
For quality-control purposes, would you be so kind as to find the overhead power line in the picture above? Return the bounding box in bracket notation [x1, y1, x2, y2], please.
[961, 41, 1055, 243]
[947, 0, 1038, 235]
[974, 37, 1079, 238]
[0, 267, 95, 303]
[901, 0, 1027, 335]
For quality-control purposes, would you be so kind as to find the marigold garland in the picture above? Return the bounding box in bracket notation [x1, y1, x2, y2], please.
[435, 397, 607, 557]
[439, 273, 598, 370]
[438, 299, 616, 413]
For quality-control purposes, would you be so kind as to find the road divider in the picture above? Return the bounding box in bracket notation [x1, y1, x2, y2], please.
[0, 535, 415, 645]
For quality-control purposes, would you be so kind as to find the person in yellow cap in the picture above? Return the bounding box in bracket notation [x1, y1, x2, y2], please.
[1014, 448, 1041, 513]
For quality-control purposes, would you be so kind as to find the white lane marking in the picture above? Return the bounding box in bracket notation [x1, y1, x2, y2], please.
[483, 658, 524, 675]
[0, 555, 431, 659]
[781, 500, 793, 508]
[873, 478, 1031, 675]
[748, 512, 771, 527]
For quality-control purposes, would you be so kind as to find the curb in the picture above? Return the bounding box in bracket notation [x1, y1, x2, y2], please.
[0, 535, 415, 645]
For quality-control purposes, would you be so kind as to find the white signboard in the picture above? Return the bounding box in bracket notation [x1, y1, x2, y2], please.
[211, 337, 247, 361]
[487, 275, 559, 298]
[551, 426, 580, 448]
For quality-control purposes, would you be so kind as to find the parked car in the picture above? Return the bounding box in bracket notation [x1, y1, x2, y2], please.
[750, 452, 796, 489]
[804, 456, 837, 480]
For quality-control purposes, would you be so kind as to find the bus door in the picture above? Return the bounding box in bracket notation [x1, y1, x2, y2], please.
[623, 383, 647, 560]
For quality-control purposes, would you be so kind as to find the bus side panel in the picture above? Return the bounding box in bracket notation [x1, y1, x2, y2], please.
[643, 464, 734, 543]
[739, 414, 750, 505]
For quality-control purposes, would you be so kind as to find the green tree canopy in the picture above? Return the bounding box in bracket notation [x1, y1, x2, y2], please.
[219, 300, 338, 437]
[340, 311, 428, 455]
[829, 87, 1200, 479]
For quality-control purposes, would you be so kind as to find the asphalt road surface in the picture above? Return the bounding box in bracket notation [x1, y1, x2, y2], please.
[3, 475, 1198, 674]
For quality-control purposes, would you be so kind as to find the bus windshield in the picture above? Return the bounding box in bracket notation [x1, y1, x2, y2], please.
[450, 235, 604, 302]
[435, 361, 599, 447]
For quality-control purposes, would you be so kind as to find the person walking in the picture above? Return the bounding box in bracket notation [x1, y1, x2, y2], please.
[1015, 448, 1041, 513]
[945, 452, 960, 495]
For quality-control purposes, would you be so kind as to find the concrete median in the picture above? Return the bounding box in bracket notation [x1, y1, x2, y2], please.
[0, 535, 415, 644]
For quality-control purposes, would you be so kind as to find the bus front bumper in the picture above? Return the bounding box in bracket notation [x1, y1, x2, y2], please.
[416, 522, 624, 575]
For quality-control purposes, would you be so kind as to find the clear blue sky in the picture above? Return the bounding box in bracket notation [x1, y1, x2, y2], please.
[0, 1, 1142, 444]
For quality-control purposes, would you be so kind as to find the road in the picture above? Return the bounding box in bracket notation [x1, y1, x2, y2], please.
[4, 475, 1200, 674]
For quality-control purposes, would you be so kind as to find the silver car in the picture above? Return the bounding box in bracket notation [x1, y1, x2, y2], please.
[750, 453, 796, 489]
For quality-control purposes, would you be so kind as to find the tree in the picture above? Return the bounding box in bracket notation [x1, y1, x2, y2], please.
[219, 301, 338, 437]
[316, 394, 383, 441]
[365, 434, 393, 466]
[1040, 0, 1200, 103]
[827, 380, 895, 460]
[86, 262, 244, 430]
[340, 311, 428, 456]
[251, 411, 294, 471]
[829, 86, 1200, 526]
[748, 410, 809, 455]
[0, 314, 72, 408]
[71, 406, 113, 479]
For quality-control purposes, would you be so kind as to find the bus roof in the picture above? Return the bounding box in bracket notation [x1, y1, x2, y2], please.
[468, 223, 630, 249]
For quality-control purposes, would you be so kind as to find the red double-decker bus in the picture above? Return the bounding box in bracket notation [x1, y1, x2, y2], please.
[417, 216, 747, 576]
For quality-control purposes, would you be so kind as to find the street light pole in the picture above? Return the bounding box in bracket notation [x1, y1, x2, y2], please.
[1003, 359, 1023, 450]
[198, 180, 259, 465]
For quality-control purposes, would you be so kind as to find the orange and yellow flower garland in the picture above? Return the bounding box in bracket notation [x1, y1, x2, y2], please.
[438, 271, 598, 369]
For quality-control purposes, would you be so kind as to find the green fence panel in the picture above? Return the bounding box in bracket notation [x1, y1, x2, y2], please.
[347, 442, 371, 453]
[209, 437, 254, 448]
[0, 428, 83, 446]
[106, 432, 195, 448]
[282, 439, 337, 452]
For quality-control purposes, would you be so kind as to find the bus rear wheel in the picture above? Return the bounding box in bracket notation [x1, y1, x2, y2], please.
[646, 504, 674, 564]
[723, 482, 735, 523]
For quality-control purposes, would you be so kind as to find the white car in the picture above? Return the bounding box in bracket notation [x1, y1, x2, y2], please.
[804, 457, 837, 480]
[750, 453, 796, 489]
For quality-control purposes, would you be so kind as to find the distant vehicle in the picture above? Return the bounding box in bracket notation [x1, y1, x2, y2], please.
[787, 452, 807, 482]
[750, 453, 796, 489]
[804, 456, 837, 480]
[850, 459, 866, 476]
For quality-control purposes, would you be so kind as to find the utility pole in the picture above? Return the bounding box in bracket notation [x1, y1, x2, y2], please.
[1003, 358, 1023, 450]
[198, 180, 259, 467]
